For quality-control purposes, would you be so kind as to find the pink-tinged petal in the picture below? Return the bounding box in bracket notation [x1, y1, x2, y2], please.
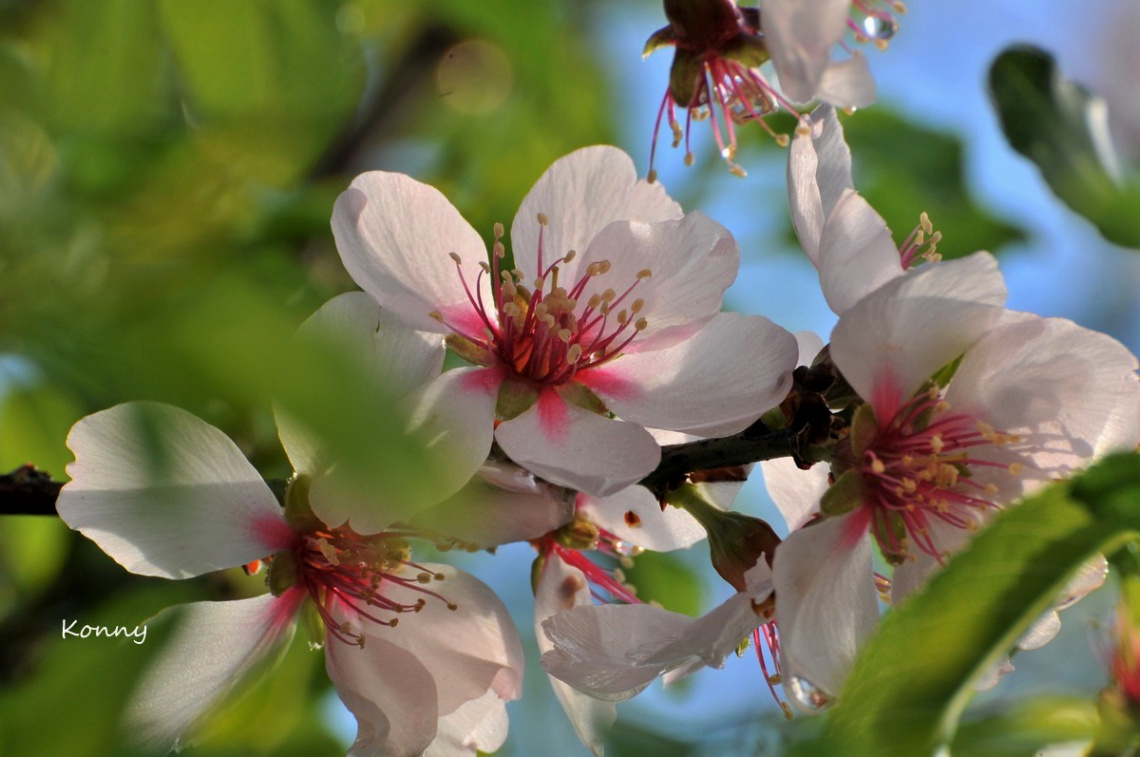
[412, 461, 575, 548]
[830, 253, 1007, 408]
[541, 603, 699, 700]
[332, 171, 491, 335]
[759, 458, 830, 531]
[496, 391, 661, 497]
[510, 146, 682, 283]
[380, 564, 524, 715]
[773, 515, 878, 708]
[127, 591, 302, 752]
[279, 293, 446, 476]
[1018, 555, 1107, 652]
[816, 189, 904, 314]
[58, 402, 291, 580]
[587, 313, 797, 436]
[535, 555, 617, 756]
[816, 53, 876, 109]
[327, 634, 440, 757]
[788, 104, 854, 264]
[946, 313, 1140, 489]
[579, 486, 706, 552]
[424, 690, 509, 757]
[542, 563, 773, 700]
[571, 213, 739, 351]
[762, 0, 851, 103]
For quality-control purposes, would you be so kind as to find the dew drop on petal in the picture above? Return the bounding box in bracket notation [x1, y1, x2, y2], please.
[861, 15, 897, 40]
[612, 540, 644, 557]
[787, 674, 832, 712]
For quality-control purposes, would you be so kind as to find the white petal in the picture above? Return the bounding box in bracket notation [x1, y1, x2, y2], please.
[570, 212, 739, 351]
[332, 171, 492, 335]
[816, 189, 904, 314]
[412, 461, 575, 548]
[585, 313, 797, 436]
[947, 313, 1140, 483]
[424, 690, 510, 757]
[542, 563, 773, 701]
[580, 485, 706, 552]
[816, 54, 877, 109]
[511, 145, 682, 283]
[495, 390, 661, 497]
[379, 564, 524, 715]
[58, 403, 291, 579]
[127, 592, 301, 752]
[279, 292, 445, 476]
[793, 330, 826, 367]
[830, 253, 1007, 410]
[328, 633, 440, 757]
[787, 104, 853, 263]
[773, 515, 878, 707]
[759, 458, 830, 531]
[534, 555, 617, 756]
[762, 0, 851, 103]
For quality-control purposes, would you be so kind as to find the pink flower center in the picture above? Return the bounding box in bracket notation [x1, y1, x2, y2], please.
[860, 389, 1020, 561]
[436, 216, 652, 387]
[291, 525, 456, 648]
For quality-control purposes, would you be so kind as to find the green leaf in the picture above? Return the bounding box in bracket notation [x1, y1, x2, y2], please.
[623, 550, 703, 617]
[989, 45, 1140, 248]
[795, 452, 1140, 757]
[950, 696, 1098, 757]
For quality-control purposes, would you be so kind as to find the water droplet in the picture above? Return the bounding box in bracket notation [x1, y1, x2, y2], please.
[612, 540, 643, 557]
[862, 15, 897, 40]
[786, 674, 832, 712]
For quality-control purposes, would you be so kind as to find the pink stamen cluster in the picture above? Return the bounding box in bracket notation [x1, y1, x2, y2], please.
[436, 216, 651, 386]
[753, 620, 794, 718]
[542, 531, 643, 606]
[898, 212, 943, 269]
[650, 52, 797, 181]
[861, 388, 1021, 561]
[293, 524, 456, 647]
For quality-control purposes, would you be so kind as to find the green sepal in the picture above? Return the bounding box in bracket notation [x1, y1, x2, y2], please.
[284, 473, 319, 532]
[557, 381, 608, 416]
[642, 25, 676, 58]
[446, 333, 493, 366]
[267, 550, 299, 596]
[495, 378, 538, 421]
[669, 51, 704, 108]
[530, 552, 547, 595]
[671, 484, 780, 592]
[849, 402, 879, 457]
[821, 469, 865, 518]
[553, 516, 600, 551]
[929, 354, 964, 390]
[722, 33, 769, 68]
[872, 509, 910, 566]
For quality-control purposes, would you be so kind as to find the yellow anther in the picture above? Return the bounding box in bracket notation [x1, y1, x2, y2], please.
[775, 133, 790, 148]
[479, 261, 490, 273]
[602, 288, 616, 302]
[616, 309, 628, 325]
[637, 269, 652, 280]
[730, 164, 748, 177]
[563, 249, 577, 263]
[853, 31, 869, 44]
[795, 120, 812, 137]
[929, 231, 943, 244]
[429, 311, 444, 322]
[493, 221, 504, 239]
[534, 277, 545, 290]
[635, 317, 648, 331]
[630, 299, 644, 314]
[984, 483, 999, 495]
[893, 1, 908, 13]
[1008, 462, 1024, 475]
[874, 38, 889, 51]
[685, 152, 695, 166]
[448, 251, 462, 264]
[417, 572, 432, 583]
[902, 478, 917, 494]
[870, 457, 886, 474]
[930, 434, 944, 453]
[494, 241, 506, 259]
[447, 602, 459, 611]
[537, 212, 548, 226]
[558, 328, 571, 343]
[566, 344, 583, 363]
[587, 294, 601, 309]
[934, 401, 950, 414]
[648, 169, 658, 184]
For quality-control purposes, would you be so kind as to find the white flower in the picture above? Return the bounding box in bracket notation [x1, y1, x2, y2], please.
[54, 298, 562, 756]
[332, 145, 797, 497]
[764, 256, 1140, 710]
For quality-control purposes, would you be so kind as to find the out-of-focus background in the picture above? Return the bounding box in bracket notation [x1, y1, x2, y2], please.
[0, 1, 1136, 755]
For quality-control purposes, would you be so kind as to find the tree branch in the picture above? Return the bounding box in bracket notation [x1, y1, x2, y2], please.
[0, 465, 62, 516]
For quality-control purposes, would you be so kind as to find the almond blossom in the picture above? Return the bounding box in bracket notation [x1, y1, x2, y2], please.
[764, 255, 1140, 711]
[332, 145, 797, 498]
[641, 0, 878, 177]
[53, 297, 572, 756]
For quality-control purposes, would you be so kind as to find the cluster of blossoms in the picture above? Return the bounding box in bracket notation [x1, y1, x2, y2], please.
[50, 3, 1140, 756]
